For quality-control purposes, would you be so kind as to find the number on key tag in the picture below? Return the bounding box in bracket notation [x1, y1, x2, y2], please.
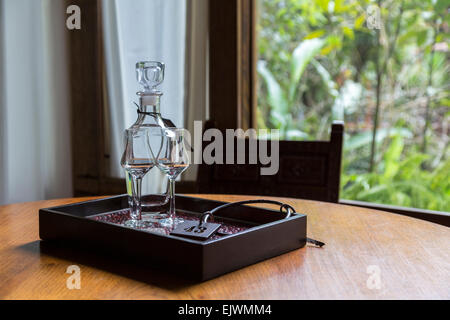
[170, 220, 221, 240]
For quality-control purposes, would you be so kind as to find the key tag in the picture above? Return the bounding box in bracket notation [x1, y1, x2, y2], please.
[170, 211, 221, 240]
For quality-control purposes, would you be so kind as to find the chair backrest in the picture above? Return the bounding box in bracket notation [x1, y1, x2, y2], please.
[197, 121, 344, 203]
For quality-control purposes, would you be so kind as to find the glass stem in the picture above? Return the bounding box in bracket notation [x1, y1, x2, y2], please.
[130, 175, 142, 221]
[126, 171, 133, 208]
[169, 178, 176, 219]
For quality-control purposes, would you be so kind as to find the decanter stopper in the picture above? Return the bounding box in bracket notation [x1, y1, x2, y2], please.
[136, 61, 165, 94]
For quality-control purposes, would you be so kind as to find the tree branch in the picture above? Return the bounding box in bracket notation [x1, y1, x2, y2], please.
[368, 0, 405, 172]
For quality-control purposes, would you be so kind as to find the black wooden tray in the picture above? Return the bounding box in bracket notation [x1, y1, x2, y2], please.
[39, 194, 307, 281]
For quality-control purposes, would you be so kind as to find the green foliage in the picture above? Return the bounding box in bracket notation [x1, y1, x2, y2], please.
[342, 134, 450, 211]
[258, 38, 325, 136]
[257, 0, 450, 211]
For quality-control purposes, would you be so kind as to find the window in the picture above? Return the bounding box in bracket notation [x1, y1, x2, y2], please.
[256, 0, 449, 211]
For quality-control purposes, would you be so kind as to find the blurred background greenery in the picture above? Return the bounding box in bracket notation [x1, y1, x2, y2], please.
[256, 0, 449, 211]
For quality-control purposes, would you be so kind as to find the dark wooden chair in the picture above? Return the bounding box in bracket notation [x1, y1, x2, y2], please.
[196, 121, 344, 203]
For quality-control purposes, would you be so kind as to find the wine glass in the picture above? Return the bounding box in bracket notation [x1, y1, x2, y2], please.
[152, 128, 190, 227]
[121, 128, 154, 228]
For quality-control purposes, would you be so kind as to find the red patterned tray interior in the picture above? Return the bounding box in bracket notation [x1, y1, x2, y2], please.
[88, 209, 250, 241]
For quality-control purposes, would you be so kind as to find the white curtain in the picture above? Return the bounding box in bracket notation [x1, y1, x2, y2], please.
[0, 0, 72, 205]
[183, 0, 209, 181]
[102, 0, 187, 193]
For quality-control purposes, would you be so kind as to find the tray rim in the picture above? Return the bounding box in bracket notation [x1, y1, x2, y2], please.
[39, 194, 306, 246]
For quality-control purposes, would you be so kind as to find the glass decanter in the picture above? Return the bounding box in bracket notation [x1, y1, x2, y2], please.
[125, 61, 174, 219]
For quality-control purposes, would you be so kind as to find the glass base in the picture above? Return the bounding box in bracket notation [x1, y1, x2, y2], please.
[123, 219, 150, 229]
[141, 212, 169, 222]
[123, 218, 173, 235]
[158, 216, 184, 228]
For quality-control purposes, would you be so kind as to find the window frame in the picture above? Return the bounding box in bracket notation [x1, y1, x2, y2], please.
[209, 0, 256, 131]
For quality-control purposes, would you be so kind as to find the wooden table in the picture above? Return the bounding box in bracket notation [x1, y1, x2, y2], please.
[0, 194, 449, 300]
